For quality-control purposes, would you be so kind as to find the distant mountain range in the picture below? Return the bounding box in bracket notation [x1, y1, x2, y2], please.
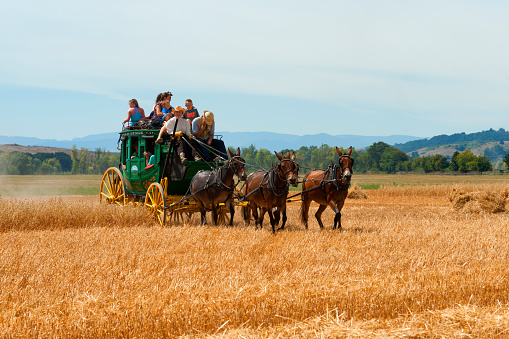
[2, 129, 508, 162]
[0, 132, 422, 153]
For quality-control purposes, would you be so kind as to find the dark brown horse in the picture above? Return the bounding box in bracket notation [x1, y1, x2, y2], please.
[242, 151, 299, 233]
[190, 148, 247, 225]
[300, 147, 354, 230]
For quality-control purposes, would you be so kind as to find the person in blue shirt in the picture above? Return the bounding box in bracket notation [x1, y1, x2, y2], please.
[150, 92, 174, 120]
[123, 99, 145, 128]
[161, 100, 173, 121]
[143, 151, 156, 169]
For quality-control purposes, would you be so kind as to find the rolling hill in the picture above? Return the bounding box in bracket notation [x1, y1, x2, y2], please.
[394, 128, 509, 162]
[0, 132, 421, 153]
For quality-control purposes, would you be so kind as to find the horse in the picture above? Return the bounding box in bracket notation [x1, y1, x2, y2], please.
[190, 148, 247, 226]
[300, 146, 354, 230]
[242, 151, 299, 233]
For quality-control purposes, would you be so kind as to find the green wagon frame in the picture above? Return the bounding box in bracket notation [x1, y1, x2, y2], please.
[99, 128, 234, 225]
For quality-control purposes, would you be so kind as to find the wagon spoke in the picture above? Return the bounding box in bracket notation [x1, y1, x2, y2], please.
[107, 173, 114, 195]
[100, 168, 126, 206]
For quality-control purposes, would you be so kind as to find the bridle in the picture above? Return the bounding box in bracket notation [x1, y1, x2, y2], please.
[335, 154, 354, 189]
[338, 154, 354, 176]
[227, 155, 246, 177]
[275, 158, 299, 183]
[216, 156, 246, 191]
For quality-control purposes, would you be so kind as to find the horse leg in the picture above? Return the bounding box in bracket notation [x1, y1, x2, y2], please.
[278, 206, 288, 231]
[212, 205, 219, 226]
[258, 207, 267, 228]
[273, 207, 280, 225]
[199, 209, 207, 225]
[327, 201, 341, 230]
[257, 207, 267, 229]
[195, 201, 207, 225]
[242, 206, 251, 225]
[300, 194, 311, 229]
[267, 207, 276, 234]
[315, 204, 328, 229]
[227, 200, 235, 226]
[252, 205, 260, 228]
[334, 211, 342, 230]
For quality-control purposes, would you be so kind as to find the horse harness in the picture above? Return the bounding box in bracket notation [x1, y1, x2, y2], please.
[301, 155, 353, 195]
[235, 157, 299, 206]
[197, 156, 245, 193]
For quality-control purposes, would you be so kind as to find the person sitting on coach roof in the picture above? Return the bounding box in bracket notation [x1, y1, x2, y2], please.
[149, 91, 174, 120]
[184, 99, 200, 124]
[123, 99, 145, 128]
[191, 111, 227, 162]
[155, 106, 200, 162]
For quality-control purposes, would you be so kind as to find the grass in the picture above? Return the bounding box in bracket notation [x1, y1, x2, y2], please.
[0, 175, 101, 196]
[2, 181, 509, 337]
[2, 173, 509, 196]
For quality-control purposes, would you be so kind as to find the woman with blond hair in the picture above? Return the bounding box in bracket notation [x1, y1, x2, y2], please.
[123, 99, 145, 128]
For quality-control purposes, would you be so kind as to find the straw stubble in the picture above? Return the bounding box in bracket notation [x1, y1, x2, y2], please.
[1, 184, 509, 337]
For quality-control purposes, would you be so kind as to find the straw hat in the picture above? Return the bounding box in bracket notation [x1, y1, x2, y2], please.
[173, 106, 185, 114]
[203, 111, 214, 125]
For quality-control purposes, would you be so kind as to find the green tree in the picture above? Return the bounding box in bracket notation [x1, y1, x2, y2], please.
[255, 148, 272, 169]
[476, 156, 492, 172]
[38, 158, 62, 175]
[366, 142, 391, 171]
[71, 146, 92, 174]
[504, 153, 509, 171]
[8, 152, 35, 175]
[431, 154, 449, 171]
[449, 151, 460, 171]
[456, 150, 478, 172]
[411, 157, 424, 172]
[380, 148, 409, 173]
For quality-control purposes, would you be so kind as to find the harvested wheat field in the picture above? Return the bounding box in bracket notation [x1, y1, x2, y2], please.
[2, 180, 509, 337]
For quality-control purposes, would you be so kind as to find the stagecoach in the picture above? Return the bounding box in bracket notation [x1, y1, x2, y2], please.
[100, 121, 354, 231]
[99, 126, 238, 226]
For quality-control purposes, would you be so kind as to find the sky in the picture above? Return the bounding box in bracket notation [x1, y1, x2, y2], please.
[1, 0, 508, 141]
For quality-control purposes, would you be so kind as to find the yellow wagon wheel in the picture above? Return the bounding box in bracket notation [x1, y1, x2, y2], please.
[99, 167, 126, 206]
[145, 183, 166, 226]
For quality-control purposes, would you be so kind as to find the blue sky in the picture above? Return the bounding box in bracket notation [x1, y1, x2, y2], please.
[1, 0, 508, 140]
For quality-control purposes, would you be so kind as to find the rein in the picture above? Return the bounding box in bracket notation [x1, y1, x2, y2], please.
[300, 155, 353, 195]
[213, 156, 245, 192]
[267, 165, 288, 196]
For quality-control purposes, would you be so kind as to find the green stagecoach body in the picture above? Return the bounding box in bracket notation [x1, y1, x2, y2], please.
[118, 128, 220, 197]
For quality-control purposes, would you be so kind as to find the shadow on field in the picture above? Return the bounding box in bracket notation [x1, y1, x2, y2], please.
[348, 227, 379, 234]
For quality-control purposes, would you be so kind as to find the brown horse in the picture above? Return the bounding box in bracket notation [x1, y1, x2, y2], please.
[242, 151, 299, 233]
[190, 148, 247, 225]
[300, 147, 354, 230]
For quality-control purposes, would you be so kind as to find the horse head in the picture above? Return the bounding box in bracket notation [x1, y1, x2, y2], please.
[275, 151, 299, 187]
[336, 146, 354, 185]
[228, 147, 247, 181]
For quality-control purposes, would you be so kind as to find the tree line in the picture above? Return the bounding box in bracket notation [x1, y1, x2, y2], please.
[238, 142, 496, 174]
[0, 142, 505, 175]
[0, 146, 118, 175]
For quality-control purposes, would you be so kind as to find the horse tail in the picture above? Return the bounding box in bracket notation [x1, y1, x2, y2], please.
[300, 195, 307, 225]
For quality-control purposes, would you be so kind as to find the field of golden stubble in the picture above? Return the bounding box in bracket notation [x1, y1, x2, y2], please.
[2, 178, 509, 337]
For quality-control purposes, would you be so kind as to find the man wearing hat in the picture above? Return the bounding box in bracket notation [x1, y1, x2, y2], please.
[155, 106, 199, 162]
[192, 111, 227, 161]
